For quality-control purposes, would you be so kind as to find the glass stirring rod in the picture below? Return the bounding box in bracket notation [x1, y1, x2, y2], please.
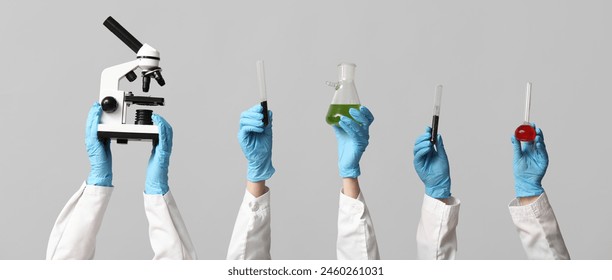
[514, 82, 536, 142]
[430, 85, 443, 144]
[256, 60, 269, 126]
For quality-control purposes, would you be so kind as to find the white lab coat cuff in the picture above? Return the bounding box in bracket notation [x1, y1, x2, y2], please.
[240, 188, 271, 213]
[46, 181, 113, 260]
[226, 188, 272, 260]
[337, 191, 380, 260]
[421, 194, 460, 219]
[338, 191, 366, 218]
[417, 194, 460, 260]
[143, 190, 197, 260]
[508, 192, 551, 220]
[507, 192, 570, 259]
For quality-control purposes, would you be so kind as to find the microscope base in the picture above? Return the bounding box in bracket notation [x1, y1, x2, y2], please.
[98, 124, 159, 145]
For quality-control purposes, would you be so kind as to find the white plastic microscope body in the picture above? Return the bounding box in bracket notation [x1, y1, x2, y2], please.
[98, 44, 160, 140]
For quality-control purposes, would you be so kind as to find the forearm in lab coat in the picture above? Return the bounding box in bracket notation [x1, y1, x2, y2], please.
[508, 192, 570, 260]
[144, 190, 197, 260]
[416, 194, 460, 260]
[46, 181, 113, 260]
[337, 191, 380, 260]
[226, 189, 271, 260]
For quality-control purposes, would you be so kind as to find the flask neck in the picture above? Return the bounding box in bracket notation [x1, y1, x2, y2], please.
[338, 63, 356, 81]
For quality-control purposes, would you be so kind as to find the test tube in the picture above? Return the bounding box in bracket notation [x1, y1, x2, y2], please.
[430, 85, 443, 144]
[256, 60, 269, 126]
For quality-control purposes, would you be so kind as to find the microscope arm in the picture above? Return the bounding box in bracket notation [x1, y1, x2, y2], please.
[99, 59, 140, 92]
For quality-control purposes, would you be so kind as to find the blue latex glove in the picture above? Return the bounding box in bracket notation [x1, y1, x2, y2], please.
[145, 114, 173, 195]
[512, 123, 547, 197]
[238, 104, 275, 182]
[85, 103, 113, 187]
[413, 127, 451, 199]
[333, 106, 374, 178]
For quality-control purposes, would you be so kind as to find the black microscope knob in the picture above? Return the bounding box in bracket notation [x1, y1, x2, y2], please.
[125, 71, 137, 82]
[101, 96, 118, 113]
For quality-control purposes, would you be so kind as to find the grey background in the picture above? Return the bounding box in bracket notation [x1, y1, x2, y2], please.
[0, 0, 610, 259]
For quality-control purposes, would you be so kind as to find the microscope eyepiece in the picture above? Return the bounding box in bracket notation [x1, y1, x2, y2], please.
[103, 16, 143, 53]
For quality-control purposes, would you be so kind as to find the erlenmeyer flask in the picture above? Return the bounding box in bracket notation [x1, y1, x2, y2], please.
[325, 63, 361, 125]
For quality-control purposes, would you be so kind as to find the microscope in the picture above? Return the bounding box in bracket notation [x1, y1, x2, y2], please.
[97, 16, 166, 145]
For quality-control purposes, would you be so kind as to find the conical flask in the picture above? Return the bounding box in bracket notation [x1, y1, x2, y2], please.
[326, 63, 361, 125]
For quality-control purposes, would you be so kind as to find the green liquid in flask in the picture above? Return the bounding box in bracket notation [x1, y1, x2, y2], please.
[326, 104, 361, 125]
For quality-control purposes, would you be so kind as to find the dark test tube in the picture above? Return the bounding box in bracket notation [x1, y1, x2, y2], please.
[261, 101, 269, 126]
[103, 16, 143, 53]
[430, 115, 439, 145]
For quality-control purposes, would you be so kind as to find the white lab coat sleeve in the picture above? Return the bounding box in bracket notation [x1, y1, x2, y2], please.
[143, 190, 197, 260]
[337, 191, 380, 260]
[508, 192, 570, 260]
[226, 189, 271, 260]
[46, 181, 113, 260]
[416, 194, 460, 260]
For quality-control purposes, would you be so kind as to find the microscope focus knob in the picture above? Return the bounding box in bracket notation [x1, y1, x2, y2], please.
[101, 96, 118, 113]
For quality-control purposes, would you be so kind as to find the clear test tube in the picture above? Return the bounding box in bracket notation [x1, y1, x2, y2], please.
[430, 85, 443, 144]
[256, 60, 269, 126]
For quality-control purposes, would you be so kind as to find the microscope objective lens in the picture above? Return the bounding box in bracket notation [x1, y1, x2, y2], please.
[142, 76, 151, 92]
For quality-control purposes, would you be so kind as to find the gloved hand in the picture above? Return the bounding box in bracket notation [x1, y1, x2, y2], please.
[238, 104, 275, 182]
[333, 106, 374, 178]
[512, 123, 547, 197]
[413, 127, 451, 199]
[145, 114, 173, 195]
[85, 103, 113, 187]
